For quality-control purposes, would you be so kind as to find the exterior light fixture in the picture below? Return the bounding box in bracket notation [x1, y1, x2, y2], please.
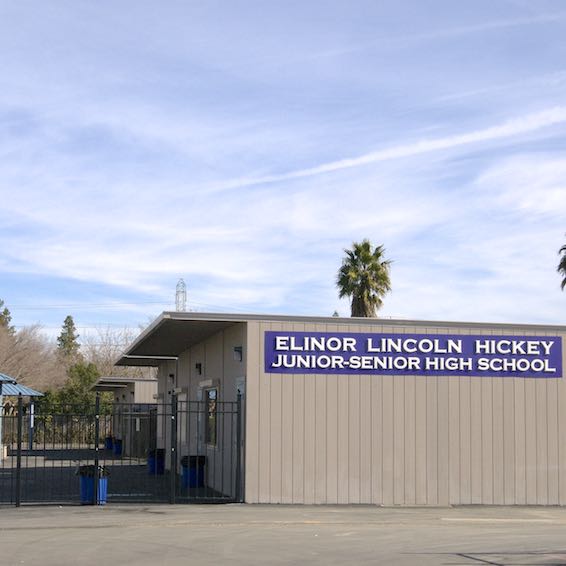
[233, 346, 243, 362]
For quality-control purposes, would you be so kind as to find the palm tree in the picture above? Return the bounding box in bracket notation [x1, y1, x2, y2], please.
[559, 243, 566, 290]
[337, 239, 392, 317]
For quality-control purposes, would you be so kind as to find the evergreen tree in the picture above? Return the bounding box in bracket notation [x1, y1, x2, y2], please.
[337, 239, 392, 317]
[57, 315, 81, 359]
[37, 362, 111, 415]
[0, 299, 15, 335]
[59, 362, 100, 412]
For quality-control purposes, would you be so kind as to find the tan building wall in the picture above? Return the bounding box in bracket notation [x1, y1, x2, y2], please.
[132, 380, 158, 404]
[156, 324, 245, 497]
[156, 359, 176, 467]
[245, 319, 566, 505]
[177, 323, 244, 498]
[113, 380, 158, 405]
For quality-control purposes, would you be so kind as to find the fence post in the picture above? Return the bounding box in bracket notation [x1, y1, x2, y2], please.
[235, 392, 242, 503]
[170, 392, 178, 504]
[93, 394, 100, 505]
[15, 395, 23, 507]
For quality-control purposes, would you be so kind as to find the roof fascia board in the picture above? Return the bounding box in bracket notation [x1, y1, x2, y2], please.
[158, 311, 566, 332]
[116, 311, 566, 368]
[127, 312, 169, 351]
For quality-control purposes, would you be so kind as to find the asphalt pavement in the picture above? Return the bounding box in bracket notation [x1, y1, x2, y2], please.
[1, 504, 566, 565]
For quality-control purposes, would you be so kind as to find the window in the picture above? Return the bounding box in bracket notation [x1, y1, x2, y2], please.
[205, 388, 217, 446]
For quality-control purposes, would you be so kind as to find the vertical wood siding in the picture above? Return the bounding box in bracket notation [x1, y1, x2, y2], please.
[245, 321, 566, 505]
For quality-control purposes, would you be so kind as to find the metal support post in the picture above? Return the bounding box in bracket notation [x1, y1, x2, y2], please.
[235, 392, 243, 503]
[15, 395, 23, 507]
[93, 394, 100, 505]
[170, 392, 178, 504]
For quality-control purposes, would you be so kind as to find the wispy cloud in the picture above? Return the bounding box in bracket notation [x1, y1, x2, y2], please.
[208, 107, 566, 192]
[410, 11, 566, 41]
[310, 11, 566, 59]
[436, 70, 566, 102]
[1, 1, 566, 331]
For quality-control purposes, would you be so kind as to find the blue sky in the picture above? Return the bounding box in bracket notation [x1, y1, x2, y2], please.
[1, 0, 565, 339]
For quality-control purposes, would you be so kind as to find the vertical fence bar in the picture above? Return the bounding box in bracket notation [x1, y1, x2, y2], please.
[228, 402, 234, 502]
[184, 400, 190, 499]
[15, 395, 23, 507]
[196, 398, 201, 500]
[93, 394, 100, 505]
[220, 402, 225, 500]
[28, 402, 34, 451]
[170, 393, 178, 504]
[235, 394, 242, 503]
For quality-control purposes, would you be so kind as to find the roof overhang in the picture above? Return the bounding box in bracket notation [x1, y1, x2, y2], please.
[0, 373, 44, 396]
[92, 376, 158, 392]
[0, 383, 44, 397]
[115, 312, 245, 367]
[115, 311, 566, 368]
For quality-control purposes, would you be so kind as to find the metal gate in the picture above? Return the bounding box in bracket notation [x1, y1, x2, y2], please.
[0, 393, 242, 506]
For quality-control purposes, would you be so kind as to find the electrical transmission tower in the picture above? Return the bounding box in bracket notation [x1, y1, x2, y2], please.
[175, 278, 187, 312]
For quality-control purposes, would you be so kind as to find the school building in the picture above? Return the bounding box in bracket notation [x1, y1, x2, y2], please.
[116, 312, 566, 506]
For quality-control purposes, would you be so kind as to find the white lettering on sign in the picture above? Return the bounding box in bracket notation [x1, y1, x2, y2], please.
[424, 357, 473, 371]
[275, 335, 357, 352]
[477, 358, 555, 373]
[474, 339, 555, 356]
[367, 337, 463, 354]
[265, 331, 563, 377]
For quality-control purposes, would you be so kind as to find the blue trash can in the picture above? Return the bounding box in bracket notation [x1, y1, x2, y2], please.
[104, 436, 113, 450]
[80, 477, 108, 505]
[77, 465, 109, 505]
[181, 455, 206, 488]
[147, 449, 165, 475]
[113, 438, 122, 456]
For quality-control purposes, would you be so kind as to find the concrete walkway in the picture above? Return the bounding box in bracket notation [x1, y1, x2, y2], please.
[1, 505, 566, 565]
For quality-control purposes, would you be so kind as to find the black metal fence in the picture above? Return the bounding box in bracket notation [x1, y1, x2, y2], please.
[0, 393, 242, 506]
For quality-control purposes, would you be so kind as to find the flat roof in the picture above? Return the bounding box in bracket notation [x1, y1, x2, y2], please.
[115, 311, 566, 367]
[92, 376, 158, 391]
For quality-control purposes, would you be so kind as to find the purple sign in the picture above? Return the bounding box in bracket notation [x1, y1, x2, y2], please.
[264, 331, 563, 378]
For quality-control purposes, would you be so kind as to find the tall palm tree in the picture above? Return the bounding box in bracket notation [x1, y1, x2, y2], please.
[559, 243, 566, 290]
[337, 239, 392, 317]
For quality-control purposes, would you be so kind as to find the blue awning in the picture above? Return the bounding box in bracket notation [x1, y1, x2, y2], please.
[0, 373, 44, 396]
[0, 372, 17, 384]
[0, 382, 44, 397]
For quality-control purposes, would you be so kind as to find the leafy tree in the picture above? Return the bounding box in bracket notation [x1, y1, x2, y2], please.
[559, 243, 566, 290]
[57, 315, 81, 359]
[35, 388, 59, 414]
[337, 239, 392, 317]
[81, 326, 154, 378]
[37, 362, 114, 415]
[0, 299, 15, 335]
[0, 324, 65, 390]
[58, 362, 100, 412]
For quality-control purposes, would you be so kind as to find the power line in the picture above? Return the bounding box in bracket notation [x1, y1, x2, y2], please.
[9, 301, 172, 310]
[9, 302, 252, 316]
[9, 300, 250, 313]
[13, 325, 142, 330]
